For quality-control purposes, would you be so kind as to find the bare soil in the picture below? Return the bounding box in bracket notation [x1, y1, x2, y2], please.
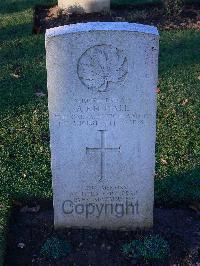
[33, 3, 200, 34]
[5, 202, 200, 266]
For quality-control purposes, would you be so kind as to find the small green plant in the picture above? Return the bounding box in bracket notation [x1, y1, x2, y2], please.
[122, 240, 144, 260]
[122, 235, 170, 263]
[41, 236, 72, 260]
[163, 0, 184, 17]
[141, 235, 170, 262]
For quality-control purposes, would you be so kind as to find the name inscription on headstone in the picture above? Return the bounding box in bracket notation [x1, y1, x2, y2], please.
[56, 97, 153, 128]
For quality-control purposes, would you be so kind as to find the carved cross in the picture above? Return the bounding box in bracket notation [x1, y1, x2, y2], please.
[86, 130, 120, 181]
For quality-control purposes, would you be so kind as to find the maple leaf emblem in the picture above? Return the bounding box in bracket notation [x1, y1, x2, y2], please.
[77, 44, 128, 92]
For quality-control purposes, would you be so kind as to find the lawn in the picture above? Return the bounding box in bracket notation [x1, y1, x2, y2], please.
[0, 0, 200, 265]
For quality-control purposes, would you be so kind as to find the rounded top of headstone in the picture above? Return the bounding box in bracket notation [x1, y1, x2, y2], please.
[45, 22, 159, 38]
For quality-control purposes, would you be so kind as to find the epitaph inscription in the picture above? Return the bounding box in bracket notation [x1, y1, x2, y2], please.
[77, 45, 128, 92]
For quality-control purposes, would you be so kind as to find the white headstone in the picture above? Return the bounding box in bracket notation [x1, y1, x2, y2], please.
[46, 22, 159, 230]
[58, 0, 110, 13]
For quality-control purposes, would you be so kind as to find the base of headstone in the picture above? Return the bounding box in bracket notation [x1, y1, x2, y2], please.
[58, 0, 110, 14]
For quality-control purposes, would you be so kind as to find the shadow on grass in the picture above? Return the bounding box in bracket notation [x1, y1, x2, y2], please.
[0, 0, 56, 15]
[111, 0, 161, 9]
[0, 23, 34, 42]
[159, 30, 200, 74]
[155, 168, 200, 207]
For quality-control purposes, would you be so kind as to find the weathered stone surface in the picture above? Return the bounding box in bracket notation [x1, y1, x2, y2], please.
[58, 0, 110, 13]
[46, 22, 159, 230]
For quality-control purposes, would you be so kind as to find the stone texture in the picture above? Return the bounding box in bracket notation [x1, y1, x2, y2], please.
[58, 0, 110, 13]
[46, 22, 159, 230]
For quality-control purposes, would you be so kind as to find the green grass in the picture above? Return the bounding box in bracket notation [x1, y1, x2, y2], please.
[0, 0, 200, 265]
